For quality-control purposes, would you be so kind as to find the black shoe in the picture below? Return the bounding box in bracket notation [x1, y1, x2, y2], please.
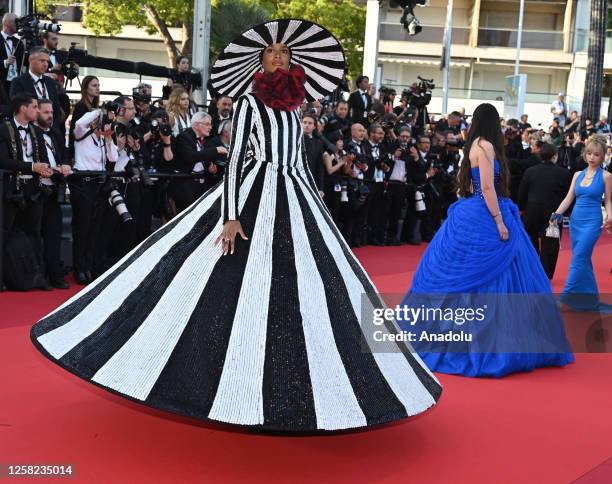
[75, 272, 89, 285]
[38, 279, 53, 291]
[50, 277, 70, 289]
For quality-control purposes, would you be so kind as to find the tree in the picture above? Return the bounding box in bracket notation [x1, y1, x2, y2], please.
[210, 0, 272, 62]
[39, 0, 365, 79]
[582, 0, 608, 126]
[275, 0, 366, 79]
[40, 0, 193, 67]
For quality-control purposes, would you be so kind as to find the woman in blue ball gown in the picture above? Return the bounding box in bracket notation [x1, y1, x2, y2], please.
[399, 103, 574, 377]
[551, 135, 612, 312]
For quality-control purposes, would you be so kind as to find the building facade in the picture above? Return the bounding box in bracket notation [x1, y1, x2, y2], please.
[362, 0, 610, 127]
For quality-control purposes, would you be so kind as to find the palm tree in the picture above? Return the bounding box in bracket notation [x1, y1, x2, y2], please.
[210, 0, 272, 63]
[582, 0, 608, 126]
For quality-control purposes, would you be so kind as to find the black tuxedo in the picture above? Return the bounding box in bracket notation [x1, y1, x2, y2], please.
[0, 33, 25, 96]
[304, 134, 326, 191]
[0, 119, 50, 167]
[172, 128, 219, 212]
[0, 119, 51, 280]
[362, 140, 390, 244]
[519, 161, 572, 279]
[10, 73, 64, 131]
[348, 89, 372, 125]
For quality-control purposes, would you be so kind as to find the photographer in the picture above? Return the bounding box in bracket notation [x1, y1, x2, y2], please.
[323, 133, 352, 226]
[206, 118, 231, 191]
[322, 100, 350, 141]
[402, 135, 433, 245]
[343, 123, 370, 247]
[406, 78, 434, 136]
[172, 112, 227, 213]
[363, 123, 389, 245]
[10, 46, 64, 132]
[102, 95, 144, 263]
[35, 99, 71, 289]
[558, 132, 582, 173]
[132, 86, 153, 136]
[0, 93, 53, 290]
[0, 13, 24, 102]
[303, 113, 327, 197]
[70, 101, 119, 284]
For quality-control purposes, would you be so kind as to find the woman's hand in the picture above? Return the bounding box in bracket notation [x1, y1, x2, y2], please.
[496, 219, 509, 241]
[214, 220, 248, 255]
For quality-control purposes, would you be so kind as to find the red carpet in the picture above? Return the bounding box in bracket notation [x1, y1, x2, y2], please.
[1, 232, 611, 483]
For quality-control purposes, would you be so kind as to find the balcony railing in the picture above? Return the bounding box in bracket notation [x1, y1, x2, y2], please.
[379, 23, 470, 44]
[380, 84, 567, 105]
[574, 29, 612, 52]
[478, 28, 564, 50]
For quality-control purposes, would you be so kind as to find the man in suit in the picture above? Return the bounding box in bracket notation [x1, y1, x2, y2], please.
[10, 46, 64, 132]
[0, 93, 53, 290]
[210, 95, 233, 137]
[348, 75, 372, 126]
[302, 113, 327, 197]
[35, 99, 72, 288]
[519, 143, 572, 279]
[172, 112, 227, 213]
[362, 123, 389, 245]
[0, 13, 24, 104]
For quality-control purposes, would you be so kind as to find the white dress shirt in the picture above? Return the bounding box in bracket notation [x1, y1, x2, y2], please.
[73, 109, 119, 171]
[389, 157, 406, 182]
[40, 130, 57, 186]
[29, 70, 47, 99]
[2, 31, 18, 81]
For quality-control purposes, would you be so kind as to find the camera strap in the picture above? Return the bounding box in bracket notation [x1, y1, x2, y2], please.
[74, 128, 96, 143]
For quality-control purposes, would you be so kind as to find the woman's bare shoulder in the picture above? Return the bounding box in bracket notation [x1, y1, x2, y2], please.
[469, 137, 495, 167]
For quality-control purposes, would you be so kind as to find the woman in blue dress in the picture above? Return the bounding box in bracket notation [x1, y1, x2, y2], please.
[399, 103, 574, 377]
[550, 134, 612, 311]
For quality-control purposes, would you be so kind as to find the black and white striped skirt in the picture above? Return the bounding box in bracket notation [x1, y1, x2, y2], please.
[31, 160, 442, 433]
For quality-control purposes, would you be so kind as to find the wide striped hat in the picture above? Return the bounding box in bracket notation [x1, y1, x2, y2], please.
[209, 18, 346, 102]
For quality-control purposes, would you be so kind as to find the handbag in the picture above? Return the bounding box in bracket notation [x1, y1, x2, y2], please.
[545, 222, 560, 239]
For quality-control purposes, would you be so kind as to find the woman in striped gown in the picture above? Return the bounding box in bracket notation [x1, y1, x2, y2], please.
[30, 19, 441, 433]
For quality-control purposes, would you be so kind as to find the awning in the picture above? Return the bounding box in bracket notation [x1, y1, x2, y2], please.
[378, 55, 471, 68]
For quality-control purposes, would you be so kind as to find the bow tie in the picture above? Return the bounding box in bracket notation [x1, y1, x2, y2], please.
[17, 125, 28, 131]
[34, 78, 43, 84]
[7, 36, 17, 43]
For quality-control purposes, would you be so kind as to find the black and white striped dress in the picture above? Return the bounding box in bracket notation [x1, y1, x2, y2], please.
[31, 94, 442, 433]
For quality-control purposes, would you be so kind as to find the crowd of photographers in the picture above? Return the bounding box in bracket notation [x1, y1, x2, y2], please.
[2, 9, 611, 292]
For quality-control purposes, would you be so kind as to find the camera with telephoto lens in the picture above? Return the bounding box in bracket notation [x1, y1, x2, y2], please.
[126, 153, 154, 188]
[150, 109, 172, 138]
[101, 179, 132, 223]
[62, 42, 87, 81]
[16, 13, 60, 47]
[345, 143, 367, 165]
[99, 101, 122, 127]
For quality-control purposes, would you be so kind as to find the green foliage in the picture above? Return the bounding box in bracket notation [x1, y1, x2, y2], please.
[275, 0, 366, 79]
[210, 0, 272, 62]
[37, 0, 366, 79]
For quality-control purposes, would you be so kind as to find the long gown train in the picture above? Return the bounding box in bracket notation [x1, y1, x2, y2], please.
[30, 94, 441, 432]
[399, 160, 574, 377]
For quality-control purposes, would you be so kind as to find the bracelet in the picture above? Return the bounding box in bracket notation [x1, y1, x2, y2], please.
[163, 143, 171, 148]
[492, 212, 501, 218]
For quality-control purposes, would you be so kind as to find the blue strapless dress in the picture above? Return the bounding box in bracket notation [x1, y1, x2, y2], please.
[400, 160, 574, 377]
[560, 168, 611, 312]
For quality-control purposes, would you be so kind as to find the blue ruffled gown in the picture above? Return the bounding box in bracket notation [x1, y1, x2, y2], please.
[560, 167, 611, 312]
[400, 160, 574, 377]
